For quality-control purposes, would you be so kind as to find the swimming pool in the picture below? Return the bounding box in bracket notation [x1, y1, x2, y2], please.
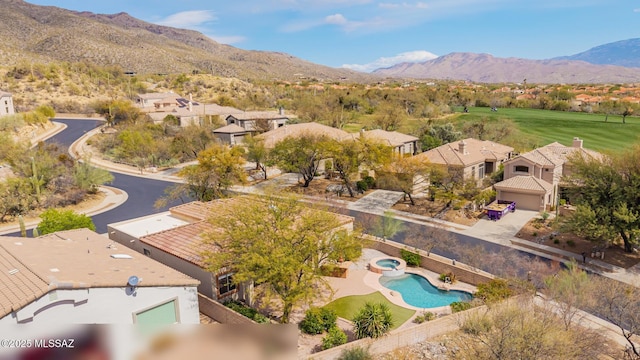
[379, 273, 473, 308]
[376, 259, 400, 268]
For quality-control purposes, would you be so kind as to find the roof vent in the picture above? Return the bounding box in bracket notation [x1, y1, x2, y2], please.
[110, 254, 133, 259]
[8, 269, 19, 275]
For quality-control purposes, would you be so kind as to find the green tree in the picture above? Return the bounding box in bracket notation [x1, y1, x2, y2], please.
[371, 210, 405, 241]
[269, 133, 327, 187]
[201, 193, 362, 323]
[37, 209, 96, 235]
[564, 147, 640, 252]
[353, 302, 394, 339]
[73, 158, 114, 194]
[324, 138, 392, 197]
[377, 155, 432, 205]
[243, 135, 269, 180]
[160, 144, 246, 206]
[544, 262, 590, 330]
[93, 99, 141, 126]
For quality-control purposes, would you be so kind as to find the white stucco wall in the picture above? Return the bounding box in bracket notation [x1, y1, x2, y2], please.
[0, 286, 199, 326]
[0, 95, 15, 116]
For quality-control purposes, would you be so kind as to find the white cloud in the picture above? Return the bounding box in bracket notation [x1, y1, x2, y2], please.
[379, 2, 429, 9]
[325, 13, 348, 25]
[342, 50, 439, 72]
[156, 10, 217, 28]
[207, 35, 247, 44]
[634, 8, 640, 12]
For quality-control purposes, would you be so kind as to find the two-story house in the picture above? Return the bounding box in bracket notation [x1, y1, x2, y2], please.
[494, 137, 600, 211]
[0, 91, 15, 117]
[225, 109, 289, 133]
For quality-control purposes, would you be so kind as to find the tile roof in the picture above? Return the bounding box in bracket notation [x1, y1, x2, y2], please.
[494, 175, 554, 193]
[510, 140, 601, 167]
[137, 92, 176, 100]
[227, 111, 287, 121]
[213, 124, 249, 134]
[169, 200, 228, 222]
[416, 138, 513, 167]
[0, 229, 199, 318]
[140, 221, 216, 268]
[357, 129, 418, 147]
[256, 122, 351, 148]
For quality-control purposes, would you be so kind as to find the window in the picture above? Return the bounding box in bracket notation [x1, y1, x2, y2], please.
[217, 273, 236, 297]
[514, 165, 529, 173]
[143, 248, 151, 256]
[478, 163, 485, 178]
[134, 299, 178, 325]
[471, 166, 476, 178]
[545, 168, 549, 172]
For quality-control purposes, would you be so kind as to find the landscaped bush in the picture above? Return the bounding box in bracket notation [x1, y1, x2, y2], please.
[475, 279, 512, 304]
[400, 249, 420, 266]
[223, 300, 269, 323]
[356, 180, 369, 192]
[299, 307, 337, 335]
[439, 272, 457, 283]
[321, 326, 347, 350]
[353, 302, 394, 339]
[450, 301, 473, 313]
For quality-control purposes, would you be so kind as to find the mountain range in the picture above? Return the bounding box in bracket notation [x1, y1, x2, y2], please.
[0, 0, 372, 82]
[1, 0, 639, 84]
[372, 50, 640, 84]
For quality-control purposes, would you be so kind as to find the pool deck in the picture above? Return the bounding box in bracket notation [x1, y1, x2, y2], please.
[323, 249, 477, 328]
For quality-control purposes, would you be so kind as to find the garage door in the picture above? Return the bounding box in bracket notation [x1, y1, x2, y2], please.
[498, 191, 541, 211]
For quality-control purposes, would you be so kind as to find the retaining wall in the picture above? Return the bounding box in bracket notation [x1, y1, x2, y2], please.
[197, 294, 256, 324]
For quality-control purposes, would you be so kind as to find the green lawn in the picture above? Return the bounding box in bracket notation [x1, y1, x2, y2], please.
[456, 107, 640, 153]
[323, 291, 415, 329]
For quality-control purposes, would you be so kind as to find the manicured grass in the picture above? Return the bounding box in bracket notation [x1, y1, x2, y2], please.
[455, 107, 640, 153]
[323, 291, 415, 329]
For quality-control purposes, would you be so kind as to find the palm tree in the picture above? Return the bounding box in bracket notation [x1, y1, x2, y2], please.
[353, 302, 394, 339]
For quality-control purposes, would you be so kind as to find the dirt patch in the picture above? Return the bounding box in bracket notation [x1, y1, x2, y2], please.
[392, 197, 480, 227]
[515, 217, 640, 269]
[285, 178, 373, 202]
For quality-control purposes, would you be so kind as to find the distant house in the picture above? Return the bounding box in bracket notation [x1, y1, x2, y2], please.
[357, 129, 419, 156]
[0, 228, 200, 326]
[139, 92, 244, 127]
[135, 92, 177, 109]
[414, 138, 514, 183]
[108, 198, 354, 304]
[225, 109, 289, 133]
[494, 137, 600, 211]
[0, 91, 15, 117]
[255, 122, 351, 149]
[213, 124, 249, 146]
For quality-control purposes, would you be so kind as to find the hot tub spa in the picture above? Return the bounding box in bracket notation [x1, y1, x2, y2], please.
[369, 256, 406, 277]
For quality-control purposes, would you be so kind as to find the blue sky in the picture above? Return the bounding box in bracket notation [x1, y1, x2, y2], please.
[27, 0, 640, 72]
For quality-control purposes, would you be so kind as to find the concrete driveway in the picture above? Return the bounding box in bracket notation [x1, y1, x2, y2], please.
[348, 190, 405, 214]
[462, 209, 540, 245]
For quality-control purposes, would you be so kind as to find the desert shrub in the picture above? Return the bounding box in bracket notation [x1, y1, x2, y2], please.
[450, 301, 473, 313]
[567, 240, 576, 247]
[400, 249, 420, 266]
[356, 180, 369, 192]
[475, 279, 512, 303]
[299, 307, 337, 334]
[321, 326, 347, 350]
[553, 239, 560, 244]
[337, 347, 372, 360]
[413, 311, 435, 324]
[363, 176, 375, 189]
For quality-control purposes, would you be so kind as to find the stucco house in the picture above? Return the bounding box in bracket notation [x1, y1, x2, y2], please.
[0, 228, 200, 327]
[212, 124, 250, 146]
[225, 109, 289, 133]
[494, 137, 600, 211]
[414, 138, 514, 183]
[108, 198, 354, 305]
[357, 129, 420, 156]
[0, 91, 15, 117]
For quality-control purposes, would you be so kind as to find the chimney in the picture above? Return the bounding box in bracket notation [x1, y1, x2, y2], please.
[188, 101, 193, 112]
[458, 140, 467, 155]
[572, 137, 583, 148]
